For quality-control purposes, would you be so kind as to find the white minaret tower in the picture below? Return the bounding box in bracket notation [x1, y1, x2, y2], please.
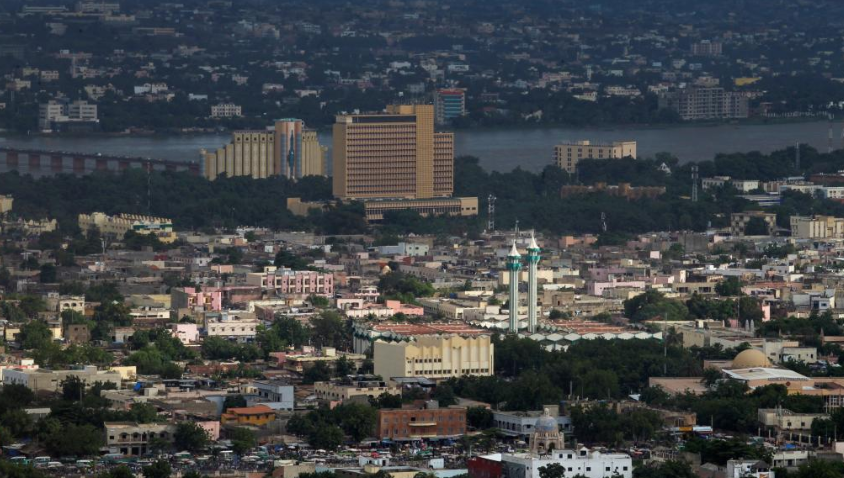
[506, 241, 522, 334]
[527, 232, 541, 334]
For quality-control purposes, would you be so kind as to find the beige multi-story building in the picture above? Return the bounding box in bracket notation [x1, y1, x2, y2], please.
[3, 366, 122, 393]
[658, 87, 749, 120]
[301, 130, 328, 177]
[554, 140, 637, 173]
[0, 195, 13, 214]
[790, 215, 844, 239]
[79, 212, 176, 243]
[332, 104, 453, 199]
[373, 335, 494, 380]
[202, 119, 326, 180]
[105, 422, 176, 456]
[314, 378, 401, 403]
[210, 103, 242, 118]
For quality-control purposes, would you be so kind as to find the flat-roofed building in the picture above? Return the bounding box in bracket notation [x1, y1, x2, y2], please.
[315, 377, 401, 403]
[202, 119, 325, 180]
[246, 266, 334, 297]
[221, 405, 276, 426]
[332, 104, 453, 200]
[554, 140, 636, 174]
[3, 366, 122, 393]
[105, 422, 176, 456]
[374, 335, 494, 380]
[376, 402, 466, 440]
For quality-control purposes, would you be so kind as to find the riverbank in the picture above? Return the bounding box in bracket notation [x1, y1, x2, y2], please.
[0, 119, 837, 173]
[0, 114, 827, 139]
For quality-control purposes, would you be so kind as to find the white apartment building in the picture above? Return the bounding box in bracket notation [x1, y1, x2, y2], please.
[204, 313, 259, 342]
[211, 103, 242, 118]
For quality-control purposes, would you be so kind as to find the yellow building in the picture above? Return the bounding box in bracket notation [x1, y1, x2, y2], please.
[554, 140, 637, 173]
[314, 378, 401, 403]
[362, 196, 478, 222]
[79, 212, 177, 243]
[0, 195, 13, 214]
[332, 104, 454, 199]
[301, 130, 328, 177]
[790, 215, 844, 239]
[202, 119, 327, 180]
[220, 405, 276, 426]
[373, 335, 494, 380]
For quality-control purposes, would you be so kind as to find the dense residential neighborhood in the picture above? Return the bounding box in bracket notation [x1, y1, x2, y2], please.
[4, 0, 844, 133]
[4, 1, 844, 478]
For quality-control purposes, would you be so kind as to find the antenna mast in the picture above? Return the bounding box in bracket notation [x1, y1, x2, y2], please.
[691, 164, 699, 202]
[487, 194, 496, 232]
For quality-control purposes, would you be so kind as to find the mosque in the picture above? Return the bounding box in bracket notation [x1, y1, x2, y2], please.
[468, 408, 633, 478]
[505, 234, 542, 334]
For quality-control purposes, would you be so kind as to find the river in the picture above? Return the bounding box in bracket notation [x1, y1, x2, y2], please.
[0, 120, 838, 173]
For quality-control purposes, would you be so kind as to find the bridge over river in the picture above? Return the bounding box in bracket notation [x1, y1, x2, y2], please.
[0, 147, 201, 176]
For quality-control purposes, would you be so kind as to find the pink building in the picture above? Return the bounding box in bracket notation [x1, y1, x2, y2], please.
[343, 300, 423, 319]
[171, 323, 199, 344]
[197, 421, 220, 441]
[385, 300, 423, 316]
[171, 287, 223, 312]
[247, 267, 334, 297]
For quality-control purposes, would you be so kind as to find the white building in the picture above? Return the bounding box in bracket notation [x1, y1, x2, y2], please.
[211, 103, 242, 118]
[248, 380, 295, 410]
[204, 313, 259, 342]
[498, 448, 633, 478]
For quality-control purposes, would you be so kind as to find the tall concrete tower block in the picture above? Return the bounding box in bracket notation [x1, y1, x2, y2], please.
[527, 234, 541, 333]
[507, 241, 522, 334]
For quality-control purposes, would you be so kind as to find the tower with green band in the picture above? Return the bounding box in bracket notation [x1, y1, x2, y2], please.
[527, 233, 541, 333]
[507, 241, 522, 333]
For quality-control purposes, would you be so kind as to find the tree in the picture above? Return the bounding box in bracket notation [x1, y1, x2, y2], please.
[61, 375, 86, 401]
[309, 294, 330, 308]
[303, 361, 333, 384]
[18, 320, 52, 350]
[370, 392, 402, 409]
[100, 465, 135, 478]
[334, 403, 376, 442]
[335, 355, 354, 377]
[44, 423, 103, 456]
[0, 425, 13, 446]
[223, 395, 248, 411]
[310, 311, 349, 349]
[229, 427, 257, 454]
[39, 264, 57, 283]
[538, 463, 567, 478]
[432, 384, 458, 407]
[467, 406, 494, 430]
[633, 461, 696, 478]
[308, 423, 343, 450]
[174, 422, 210, 452]
[715, 277, 743, 297]
[702, 368, 722, 388]
[142, 460, 172, 478]
[744, 216, 771, 236]
[129, 403, 160, 424]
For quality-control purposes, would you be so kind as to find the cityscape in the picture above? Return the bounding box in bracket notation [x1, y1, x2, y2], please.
[5, 1, 844, 478]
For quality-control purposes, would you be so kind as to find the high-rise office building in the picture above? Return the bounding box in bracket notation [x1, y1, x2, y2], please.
[434, 88, 466, 125]
[201, 119, 326, 180]
[332, 104, 454, 199]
